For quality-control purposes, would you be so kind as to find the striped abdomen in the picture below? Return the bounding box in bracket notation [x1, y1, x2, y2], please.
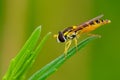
[75, 19, 111, 33]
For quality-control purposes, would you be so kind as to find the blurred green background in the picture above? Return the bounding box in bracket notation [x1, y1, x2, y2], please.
[0, 0, 120, 80]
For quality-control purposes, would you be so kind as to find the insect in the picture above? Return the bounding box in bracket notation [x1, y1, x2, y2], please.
[54, 14, 111, 56]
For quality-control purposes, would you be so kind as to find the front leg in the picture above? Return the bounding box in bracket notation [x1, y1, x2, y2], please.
[64, 40, 72, 56]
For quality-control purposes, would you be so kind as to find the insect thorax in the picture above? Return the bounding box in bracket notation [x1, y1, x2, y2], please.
[65, 31, 76, 40]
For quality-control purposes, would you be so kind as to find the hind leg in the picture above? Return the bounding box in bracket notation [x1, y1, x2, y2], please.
[87, 33, 101, 38]
[74, 37, 78, 51]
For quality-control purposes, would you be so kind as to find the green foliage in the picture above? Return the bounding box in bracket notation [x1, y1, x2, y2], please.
[29, 35, 100, 80]
[3, 26, 51, 80]
[3, 26, 99, 80]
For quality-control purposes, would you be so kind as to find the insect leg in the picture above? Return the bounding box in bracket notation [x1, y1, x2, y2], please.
[74, 37, 78, 51]
[64, 40, 72, 56]
[76, 31, 82, 38]
[87, 33, 101, 38]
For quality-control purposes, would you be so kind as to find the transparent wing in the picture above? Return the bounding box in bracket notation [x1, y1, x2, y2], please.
[76, 14, 104, 31]
[85, 14, 104, 24]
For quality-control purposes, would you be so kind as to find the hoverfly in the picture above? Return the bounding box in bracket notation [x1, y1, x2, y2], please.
[54, 14, 111, 56]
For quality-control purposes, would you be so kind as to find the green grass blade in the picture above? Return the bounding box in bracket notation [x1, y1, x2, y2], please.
[29, 35, 100, 80]
[13, 32, 51, 80]
[3, 26, 41, 80]
[34, 32, 51, 58]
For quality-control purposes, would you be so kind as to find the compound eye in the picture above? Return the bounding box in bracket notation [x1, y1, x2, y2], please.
[57, 31, 66, 42]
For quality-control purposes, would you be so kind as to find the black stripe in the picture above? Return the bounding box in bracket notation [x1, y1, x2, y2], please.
[89, 21, 94, 25]
[95, 19, 100, 23]
[101, 19, 104, 22]
[82, 23, 88, 27]
[76, 23, 88, 31]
